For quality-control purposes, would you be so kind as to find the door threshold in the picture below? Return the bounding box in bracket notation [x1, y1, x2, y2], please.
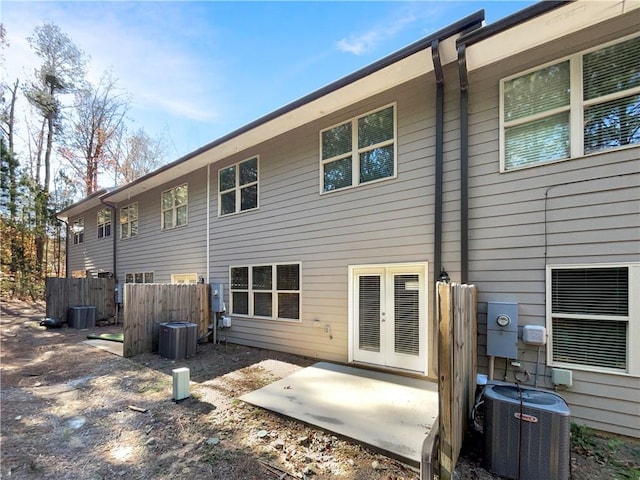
[349, 361, 435, 382]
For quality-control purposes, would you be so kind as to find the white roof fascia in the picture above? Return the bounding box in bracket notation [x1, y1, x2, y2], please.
[57, 190, 110, 222]
[103, 35, 460, 204]
[465, 0, 640, 72]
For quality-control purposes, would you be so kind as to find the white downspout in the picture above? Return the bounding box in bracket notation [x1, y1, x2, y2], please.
[206, 163, 210, 282]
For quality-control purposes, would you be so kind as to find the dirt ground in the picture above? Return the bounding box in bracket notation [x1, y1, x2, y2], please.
[1, 299, 639, 480]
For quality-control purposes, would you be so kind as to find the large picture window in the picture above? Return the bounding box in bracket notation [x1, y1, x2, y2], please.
[219, 157, 259, 216]
[501, 34, 640, 171]
[320, 104, 396, 193]
[230, 263, 300, 320]
[120, 203, 138, 239]
[547, 264, 638, 375]
[161, 184, 188, 230]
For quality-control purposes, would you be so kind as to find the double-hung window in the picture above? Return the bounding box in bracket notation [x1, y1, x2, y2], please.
[230, 263, 300, 320]
[501, 34, 640, 171]
[320, 104, 397, 193]
[219, 157, 258, 216]
[97, 208, 111, 238]
[72, 218, 84, 245]
[120, 203, 138, 239]
[162, 184, 188, 229]
[547, 264, 639, 375]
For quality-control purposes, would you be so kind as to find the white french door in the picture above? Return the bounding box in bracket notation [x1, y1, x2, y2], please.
[349, 263, 427, 374]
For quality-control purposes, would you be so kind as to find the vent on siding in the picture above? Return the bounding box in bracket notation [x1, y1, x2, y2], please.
[551, 266, 629, 371]
[394, 274, 419, 356]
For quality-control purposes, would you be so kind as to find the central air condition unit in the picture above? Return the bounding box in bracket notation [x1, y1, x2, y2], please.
[158, 322, 197, 360]
[483, 384, 570, 480]
[68, 306, 96, 329]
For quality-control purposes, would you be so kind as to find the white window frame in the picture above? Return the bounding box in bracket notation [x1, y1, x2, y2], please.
[218, 156, 259, 217]
[120, 203, 138, 239]
[72, 218, 84, 245]
[500, 33, 640, 172]
[319, 103, 397, 194]
[546, 263, 639, 376]
[229, 262, 301, 322]
[125, 272, 154, 284]
[161, 183, 188, 230]
[97, 208, 111, 239]
[171, 273, 198, 284]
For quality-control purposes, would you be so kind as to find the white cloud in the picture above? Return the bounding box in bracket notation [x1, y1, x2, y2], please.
[335, 3, 444, 56]
[2, 1, 223, 147]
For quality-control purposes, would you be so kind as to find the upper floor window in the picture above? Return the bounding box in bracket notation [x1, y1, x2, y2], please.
[230, 263, 300, 321]
[97, 208, 111, 238]
[72, 218, 84, 245]
[320, 104, 396, 193]
[120, 203, 138, 239]
[501, 34, 640, 171]
[547, 264, 638, 376]
[162, 184, 188, 230]
[219, 157, 258, 216]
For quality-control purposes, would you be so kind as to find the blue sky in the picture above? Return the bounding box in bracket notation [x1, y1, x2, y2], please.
[3, 1, 536, 167]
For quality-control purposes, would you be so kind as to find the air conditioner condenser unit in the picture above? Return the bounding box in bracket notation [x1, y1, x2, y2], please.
[483, 384, 570, 480]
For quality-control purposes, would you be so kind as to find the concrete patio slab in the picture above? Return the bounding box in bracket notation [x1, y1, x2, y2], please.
[82, 339, 123, 357]
[240, 361, 438, 466]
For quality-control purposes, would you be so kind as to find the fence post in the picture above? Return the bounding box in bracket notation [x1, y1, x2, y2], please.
[438, 282, 478, 480]
[438, 281, 453, 480]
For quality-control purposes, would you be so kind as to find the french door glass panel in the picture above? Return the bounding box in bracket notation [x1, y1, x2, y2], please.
[352, 265, 426, 373]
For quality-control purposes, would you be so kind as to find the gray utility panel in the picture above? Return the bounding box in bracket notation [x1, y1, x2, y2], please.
[486, 302, 518, 358]
[158, 322, 197, 360]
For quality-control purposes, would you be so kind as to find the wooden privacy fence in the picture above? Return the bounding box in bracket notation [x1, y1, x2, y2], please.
[46, 277, 116, 323]
[437, 282, 478, 480]
[123, 283, 210, 358]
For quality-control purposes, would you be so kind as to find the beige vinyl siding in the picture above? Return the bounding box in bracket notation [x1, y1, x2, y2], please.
[67, 205, 114, 276]
[210, 75, 452, 378]
[467, 17, 640, 437]
[116, 167, 208, 285]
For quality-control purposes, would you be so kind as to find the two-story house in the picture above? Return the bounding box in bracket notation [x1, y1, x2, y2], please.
[57, 0, 640, 438]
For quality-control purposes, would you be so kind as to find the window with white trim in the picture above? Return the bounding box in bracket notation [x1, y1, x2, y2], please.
[125, 272, 154, 283]
[230, 263, 300, 320]
[219, 157, 258, 216]
[72, 218, 84, 245]
[320, 104, 397, 192]
[501, 34, 640, 171]
[120, 203, 138, 239]
[547, 264, 639, 375]
[171, 273, 198, 284]
[97, 208, 111, 238]
[161, 184, 188, 229]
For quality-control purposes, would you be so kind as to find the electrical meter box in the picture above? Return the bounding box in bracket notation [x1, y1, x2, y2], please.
[487, 302, 518, 358]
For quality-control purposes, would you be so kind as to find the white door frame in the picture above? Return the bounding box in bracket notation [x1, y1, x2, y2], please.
[348, 262, 428, 375]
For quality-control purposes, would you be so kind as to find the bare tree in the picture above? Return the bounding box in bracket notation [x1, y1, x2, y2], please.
[22, 22, 86, 277]
[109, 127, 166, 185]
[61, 72, 129, 195]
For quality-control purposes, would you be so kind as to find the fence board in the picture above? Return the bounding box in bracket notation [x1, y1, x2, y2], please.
[438, 282, 478, 480]
[45, 277, 115, 323]
[123, 284, 210, 358]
